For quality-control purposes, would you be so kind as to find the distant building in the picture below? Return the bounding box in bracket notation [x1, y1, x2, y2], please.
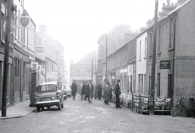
[70, 51, 97, 85]
[35, 25, 65, 83]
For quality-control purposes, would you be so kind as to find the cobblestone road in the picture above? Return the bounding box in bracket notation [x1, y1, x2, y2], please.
[0, 95, 195, 133]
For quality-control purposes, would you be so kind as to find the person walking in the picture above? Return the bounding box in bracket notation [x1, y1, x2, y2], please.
[115, 79, 122, 108]
[94, 82, 98, 99]
[97, 82, 102, 100]
[89, 81, 94, 99]
[103, 82, 111, 105]
[71, 80, 77, 100]
[85, 81, 92, 103]
[81, 81, 86, 100]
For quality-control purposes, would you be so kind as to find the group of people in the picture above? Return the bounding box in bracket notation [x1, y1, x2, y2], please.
[70, 79, 122, 108]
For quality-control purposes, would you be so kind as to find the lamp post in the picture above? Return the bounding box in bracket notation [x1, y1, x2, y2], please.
[1, 0, 13, 117]
[150, 0, 158, 115]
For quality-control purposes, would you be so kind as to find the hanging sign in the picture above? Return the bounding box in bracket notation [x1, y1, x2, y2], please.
[19, 16, 30, 28]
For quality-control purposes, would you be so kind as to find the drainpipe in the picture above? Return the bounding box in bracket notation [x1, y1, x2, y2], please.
[172, 15, 176, 106]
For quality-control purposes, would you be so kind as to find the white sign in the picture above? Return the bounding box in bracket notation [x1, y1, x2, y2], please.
[31, 62, 38, 70]
[120, 69, 127, 73]
[40, 69, 45, 75]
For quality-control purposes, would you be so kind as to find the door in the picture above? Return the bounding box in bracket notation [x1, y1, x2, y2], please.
[168, 74, 173, 100]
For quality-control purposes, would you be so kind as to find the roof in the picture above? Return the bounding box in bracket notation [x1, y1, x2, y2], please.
[108, 0, 191, 57]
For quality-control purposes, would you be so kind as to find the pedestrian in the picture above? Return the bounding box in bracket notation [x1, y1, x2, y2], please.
[114, 79, 122, 108]
[94, 82, 98, 99]
[85, 81, 92, 103]
[71, 80, 77, 100]
[81, 81, 86, 100]
[97, 82, 102, 100]
[103, 82, 111, 105]
[109, 83, 113, 102]
[89, 81, 94, 99]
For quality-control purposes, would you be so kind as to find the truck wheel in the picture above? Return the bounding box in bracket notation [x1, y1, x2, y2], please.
[37, 106, 40, 112]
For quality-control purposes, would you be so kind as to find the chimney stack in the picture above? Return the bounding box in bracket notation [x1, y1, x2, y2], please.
[167, 0, 170, 6]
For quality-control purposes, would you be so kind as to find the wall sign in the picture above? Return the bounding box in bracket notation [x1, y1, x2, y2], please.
[160, 60, 170, 69]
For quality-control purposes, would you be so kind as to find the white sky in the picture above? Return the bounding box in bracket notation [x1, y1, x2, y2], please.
[24, 0, 177, 64]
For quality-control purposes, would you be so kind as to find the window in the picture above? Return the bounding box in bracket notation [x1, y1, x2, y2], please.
[169, 18, 174, 48]
[139, 74, 143, 93]
[18, 10, 21, 41]
[158, 25, 161, 52]
[139, 41, 141, 60]
[149, 76, 151, 95]
[145, 37, 147, 58]
[150, 31, 153, 55]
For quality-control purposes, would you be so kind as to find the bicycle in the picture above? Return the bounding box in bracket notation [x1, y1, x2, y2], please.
[171, 93, 195, 117]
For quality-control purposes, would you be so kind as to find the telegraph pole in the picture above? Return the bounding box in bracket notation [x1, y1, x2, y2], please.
[91, 58, 93, 83]
[1, 0, 13, 117]
[105, 35, 108, 82]
[150, 0, 158, 115]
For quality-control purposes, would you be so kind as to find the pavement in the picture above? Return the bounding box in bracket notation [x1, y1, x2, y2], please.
[0, 99, 36, 120]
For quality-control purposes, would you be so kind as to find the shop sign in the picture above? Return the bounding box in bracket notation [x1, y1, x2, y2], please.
[35, 46, 44, 52]
[120, 69, 127, 73]
[31, 62, 38, 70]
[160, 60, 170, 69]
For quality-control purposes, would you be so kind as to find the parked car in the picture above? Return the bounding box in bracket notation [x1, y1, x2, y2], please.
[65, 84, 72, 97]
[34, 82, 64, 112]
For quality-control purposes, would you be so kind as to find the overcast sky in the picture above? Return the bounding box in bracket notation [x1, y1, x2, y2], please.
[24, 0, 177, 64]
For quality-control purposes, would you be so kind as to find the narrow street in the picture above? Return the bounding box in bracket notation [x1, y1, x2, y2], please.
[0, 95, 195, 133]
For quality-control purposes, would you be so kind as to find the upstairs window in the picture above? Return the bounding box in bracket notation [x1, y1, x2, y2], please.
[169, 18, 174, 48]
[139, 40, 141, 61]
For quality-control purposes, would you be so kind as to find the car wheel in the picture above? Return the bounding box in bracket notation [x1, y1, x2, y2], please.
[58, 102, 61, 110]
[37, 106, 40, 112]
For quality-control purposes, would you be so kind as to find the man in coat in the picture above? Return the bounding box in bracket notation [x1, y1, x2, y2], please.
[89, 81, 94, 99]
[85, 81, 92, 103]
[81, 81, 86, 100]
[103, 82, 112, 105]
[71, 80, 77, 100]
[115, 79, 122, 108]
[97, 82, 102, 100]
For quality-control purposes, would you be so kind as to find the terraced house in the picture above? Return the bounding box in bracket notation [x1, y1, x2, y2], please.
[97, 0, 195, 106]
